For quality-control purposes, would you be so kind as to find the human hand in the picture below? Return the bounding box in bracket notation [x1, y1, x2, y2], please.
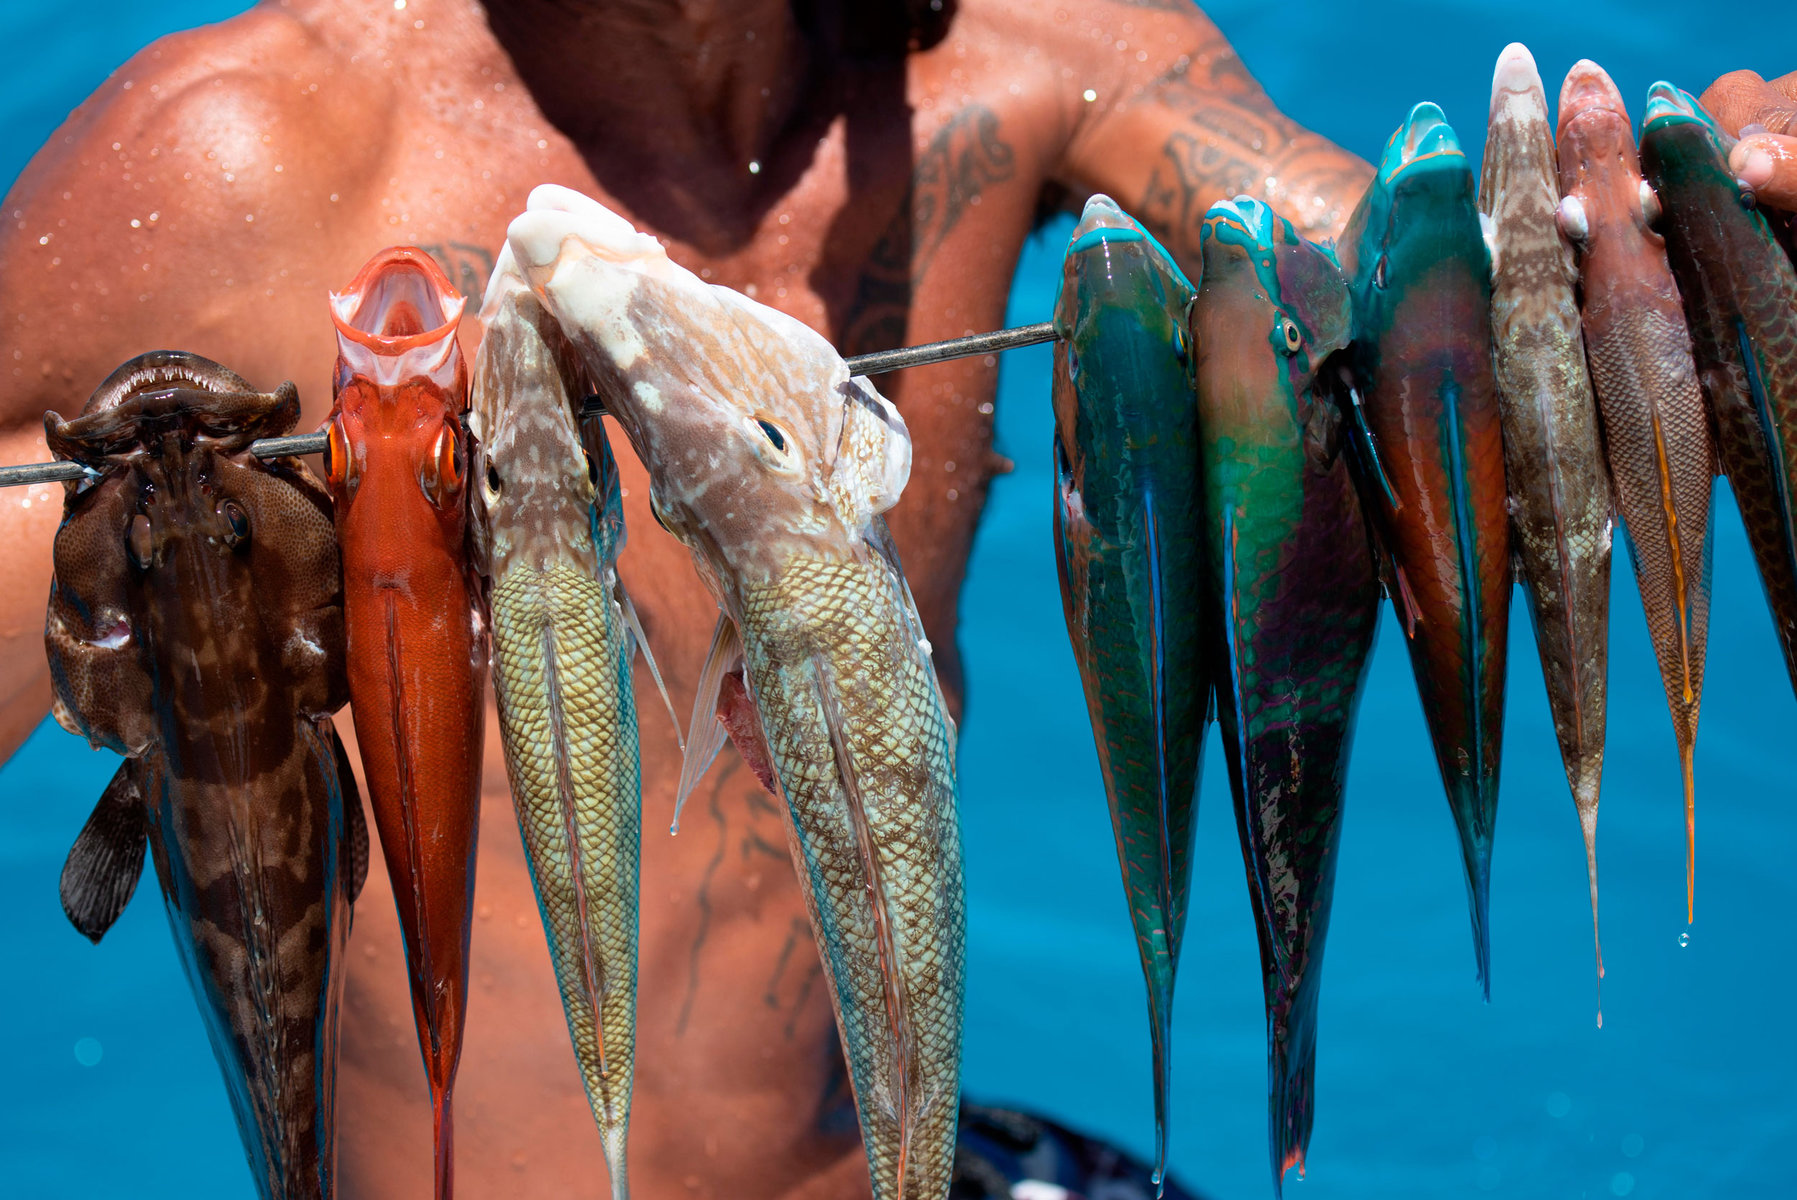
[1700, 70, 1797, 209]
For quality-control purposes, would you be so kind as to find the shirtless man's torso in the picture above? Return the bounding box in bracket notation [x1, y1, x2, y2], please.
[0, 1, 1373, 1194]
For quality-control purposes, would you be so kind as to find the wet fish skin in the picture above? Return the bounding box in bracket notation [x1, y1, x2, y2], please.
[1558, 62, 1714, 925]
[45, 352, 364, 1200]
[323, 247, 486, 1199]
[1337, 103, 1511, 995]
[469, 265, 640, 1199]
[507, 185, 963, 1200]
[1481, 44, 1614, 976]
[1640, 85, 1797, 714]
[1193, 197, 1376, 1192]
[1050, 194, 1205, 1189]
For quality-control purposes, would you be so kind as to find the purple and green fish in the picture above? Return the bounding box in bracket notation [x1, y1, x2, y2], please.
[1192, 196, 1378, 1193]
[1051, 194, 1206, 1192]
[1640, 84, 1797, 728]
[1337, 103, 1512, 995]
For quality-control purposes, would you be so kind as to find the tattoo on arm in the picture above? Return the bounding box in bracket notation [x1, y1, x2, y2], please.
[836, 103, 1017, 358]
[1132, 54, 1371, 254]
[418, 241, 495, 303]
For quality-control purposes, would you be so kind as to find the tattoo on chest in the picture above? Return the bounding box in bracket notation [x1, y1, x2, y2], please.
[835, 103, 1017, 359]
[418, 242, 495, 304]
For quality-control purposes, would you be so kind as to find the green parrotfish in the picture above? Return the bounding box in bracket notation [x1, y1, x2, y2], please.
[1338, 103, 1512, 995]
[1192, 196, 1377, 1193]
[1049, 194, 1206, 1191]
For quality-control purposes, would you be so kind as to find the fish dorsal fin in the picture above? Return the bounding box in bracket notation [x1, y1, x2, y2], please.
[673, 614, 743, 833]
[619, 585, 684, 755]
[331, 725, 370, 903]
[60, 758, 151, 943]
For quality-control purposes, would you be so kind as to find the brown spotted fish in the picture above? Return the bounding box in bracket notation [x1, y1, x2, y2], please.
[1557, 62, 1715, 926]
[1480, 44, 1613, 989]
[46, 351, 365, 1200]
[506, 184, 963, 1200]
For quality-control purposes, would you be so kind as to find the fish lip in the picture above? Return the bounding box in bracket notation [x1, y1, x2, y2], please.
[1070, 193, 1137, 239]
[1491, 42, 1542, 102]
[329, 246, 466, 354]
[1641, 81, 1711, 134]
[1557, 59, 1629, 140]
[1202, 194, 1278, 249]
[1380, 101, 1464, 182]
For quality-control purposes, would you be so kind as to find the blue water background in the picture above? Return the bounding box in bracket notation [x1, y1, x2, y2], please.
[2, 3, 1795, 1196]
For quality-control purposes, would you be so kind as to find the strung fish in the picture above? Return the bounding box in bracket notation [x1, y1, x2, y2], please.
[1338, 103, 1511, 995]
[506, 185, 964, 1200]
[469, 257, 659, 1199]
[1050, 195, 1205, 1192]
[1641, 86, 1797, 720]
[322, 247, 486, 1199]
[1192, 197, 1377, 1192]
[46, 352, 366, 1200]
[1480, 44, 1614, 982]
[1558, 63, 1715, 926]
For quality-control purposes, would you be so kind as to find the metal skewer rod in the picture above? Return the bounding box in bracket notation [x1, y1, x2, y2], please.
[0, 319, 1061, 489]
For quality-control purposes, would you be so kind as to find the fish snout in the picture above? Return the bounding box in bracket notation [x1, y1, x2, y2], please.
[1492, 43, 1543, 102]
[1643, 81, 1711, 134]
[1559, 59, 1627, 127]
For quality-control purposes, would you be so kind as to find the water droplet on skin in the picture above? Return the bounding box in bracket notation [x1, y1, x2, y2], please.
[1678, 932, 1690, 948]
[73, 1037, 102, 1067]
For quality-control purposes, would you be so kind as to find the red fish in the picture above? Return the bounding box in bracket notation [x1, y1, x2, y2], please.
[323, 247, 486, 1199]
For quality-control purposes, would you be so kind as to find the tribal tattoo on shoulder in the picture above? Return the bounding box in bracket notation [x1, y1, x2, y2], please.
[419, 241, 495, 303]
[835, 102, 1017, 359]
[1135, 51, 1371, 254]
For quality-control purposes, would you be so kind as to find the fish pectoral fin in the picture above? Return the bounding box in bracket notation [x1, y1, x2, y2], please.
[620, 583, 685, 754]
[60, 757, 151, 943]
[1340, 372, 1402, 515]
[673, 613, 744, 832]
[332, 725, 371, 903]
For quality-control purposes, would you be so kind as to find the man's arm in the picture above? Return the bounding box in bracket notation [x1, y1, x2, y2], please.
[0, 10, 379, 761]
[1049, 6, 1372, 272]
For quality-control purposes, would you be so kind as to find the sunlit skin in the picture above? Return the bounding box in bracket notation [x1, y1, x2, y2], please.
[0, 0, 1777, 1193]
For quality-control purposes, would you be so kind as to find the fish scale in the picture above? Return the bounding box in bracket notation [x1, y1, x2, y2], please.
[1480, 44, 1613, 986]
[738, 554, 964, 1200]
[489, 563, 640, 1181]
[1556, 63, 1714, 923]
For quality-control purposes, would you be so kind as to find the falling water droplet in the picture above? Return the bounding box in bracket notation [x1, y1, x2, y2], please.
[1678, 932, 1690, 948]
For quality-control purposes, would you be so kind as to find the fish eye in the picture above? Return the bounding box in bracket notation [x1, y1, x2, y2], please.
[126, 513, 153, 570]
[324, 418, 353, 492]
[756, 419, 787, 453]
[420, 423, 464, 506]
[1373, 255, 1388, 290]
[583, 450, 600, 487]
[1280, 318, 1303, 355]
[485, 462, 502, 498]
[220, 499, 250, 546]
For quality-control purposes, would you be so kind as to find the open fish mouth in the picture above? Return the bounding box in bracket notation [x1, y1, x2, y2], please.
[1380, 101, 1464, 183]
[329, 247, 466, 387]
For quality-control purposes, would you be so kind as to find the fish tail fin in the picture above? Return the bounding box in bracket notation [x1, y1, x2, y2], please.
[1455, 782, 1495, 1001]
[1146, 978, 1174, 1195]
[1268, 1002, 1317, 1200]
[603, 1125, 631, 1200]
[1683, 739, 1696, 925]
[432, 1085, 454, 1200]
[1575, 786, 1604, 1023]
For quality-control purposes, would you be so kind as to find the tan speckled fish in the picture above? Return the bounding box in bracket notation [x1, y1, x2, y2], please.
[469, 257, 655, 1199]
[506, 184, 964, 1200]
[1479, 44, 1614, 988]
[1556, 61, 1714, 922]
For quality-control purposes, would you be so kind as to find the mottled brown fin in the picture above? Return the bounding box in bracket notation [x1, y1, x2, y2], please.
[59, 758, 150, 943]
[333, 728, 370, 903]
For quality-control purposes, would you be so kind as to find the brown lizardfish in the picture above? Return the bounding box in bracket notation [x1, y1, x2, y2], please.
[46, 351, 366, 1200]
[1557, 62, 1715, 927]
[1480, 44, 1613, 992]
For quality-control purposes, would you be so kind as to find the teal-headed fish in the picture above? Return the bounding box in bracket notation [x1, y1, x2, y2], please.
[1050, 194, 1205, 1191]
[1192, 197, 1377, 1193]
[1338, 104, 1512, 995]
[1641, 84, 1797, 727]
